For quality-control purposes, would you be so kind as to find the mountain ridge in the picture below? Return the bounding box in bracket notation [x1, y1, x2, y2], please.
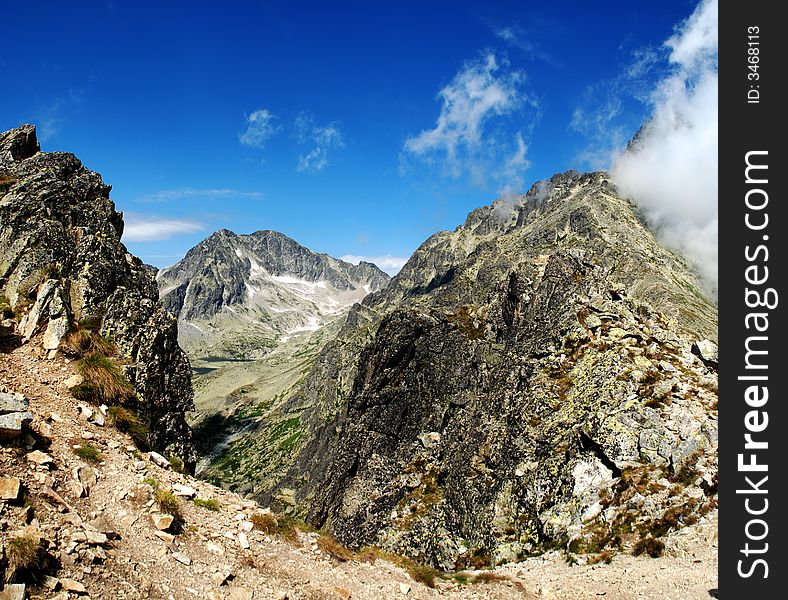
[247, 169, 718, 570]
[156, 228, 389, 360]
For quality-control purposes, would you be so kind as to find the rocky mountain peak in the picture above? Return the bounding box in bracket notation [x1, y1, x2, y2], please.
[157, 228, 389, 359]
[243, 169, 718, 571]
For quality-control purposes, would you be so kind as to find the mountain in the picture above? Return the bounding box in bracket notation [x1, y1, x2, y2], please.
[156, 229, 390, 492]
[156, 229, 389, 360]
[0, 125, 194, 466]
[252, 170, 718, 569]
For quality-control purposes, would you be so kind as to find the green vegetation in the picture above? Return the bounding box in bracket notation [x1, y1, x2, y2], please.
[73, 444, 103, 463]
[154, 489, 181, 518]
[5, 534, 44, 583]
[72, 352, 135, 404]
[251, 512, 303, 544]
[169, 454, 185, 474]
[315, 533, 355, 562]
[0, 294, 12, 318]
[142, 477, 159, 489]
[193, 497, 221, 511]
[107, 405, 150, 450]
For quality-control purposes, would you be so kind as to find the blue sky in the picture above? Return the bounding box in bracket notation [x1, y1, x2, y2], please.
[0, 0, 704, 273]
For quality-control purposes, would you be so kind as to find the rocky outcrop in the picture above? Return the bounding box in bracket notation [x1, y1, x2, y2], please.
[262, 171, 718, 569]
[0, 125, 194, 466]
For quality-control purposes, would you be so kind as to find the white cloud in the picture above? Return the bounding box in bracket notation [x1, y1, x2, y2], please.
[403, 52, 536, 191]
[611, 0, 718, 296]
[239, 108, 280, 148]
[138, 188, 264, 203]
[294, 112, 344, 173]
[122, 215, 205, 242]
[340, 254, 408, 276]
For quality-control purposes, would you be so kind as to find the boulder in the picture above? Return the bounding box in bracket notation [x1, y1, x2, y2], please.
[0, 477, 21, 501]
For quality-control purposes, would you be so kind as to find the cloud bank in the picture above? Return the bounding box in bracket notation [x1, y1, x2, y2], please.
[403, 52, 537, 192]
[122, 215, 205, 242]
[611, 0, 718, 296]
[138, 188, 264, 203]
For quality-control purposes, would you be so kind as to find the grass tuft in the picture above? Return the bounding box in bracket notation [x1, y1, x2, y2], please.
[193, 497, 221, 511]
[62, 328, 116, 358]
[74, 352, 135, 404]
[5, 534, 43, 583]
[73, 444, 103, 463]
[154, 489, 181, 518]
[107, 405, 150, 450]
[587, 549, 616, 565]
[316, 534, 355, 562]
[251, 512, 302, 544]
[169, 454, 185, 474]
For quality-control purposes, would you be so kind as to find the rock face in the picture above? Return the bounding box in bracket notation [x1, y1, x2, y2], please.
[262, 171, 718, 568]
[0, 125, 195, 466]
[157, 229, 389, 359]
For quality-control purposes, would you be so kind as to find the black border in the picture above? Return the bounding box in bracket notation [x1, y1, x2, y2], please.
[719, 2, 785, 596]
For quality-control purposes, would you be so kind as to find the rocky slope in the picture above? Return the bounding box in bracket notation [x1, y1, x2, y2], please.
[0, 340, 717, 600]
[256, 171, 718, 571]
[156, 229, 389, 360]
[0, 125, 194, 466]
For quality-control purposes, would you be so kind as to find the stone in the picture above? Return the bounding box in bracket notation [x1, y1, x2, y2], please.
[399, 582, 411, 595]
[43, 315, 69, 350]
[27, 450, 54, 466]
[692, 339, 718, 368]
[238, 531, 250, 549]
[418, 432, 441, 448]
[154, 531, 175, 543]
[0, 392, 28, 414]
[64, 374, 83, 388]
[211, 567, 234, 586]
[152, 514, 175, 531]
[0, 477, 21, 501]
[584, 313, 602, 329]
[88, 515, 118, 538]
[60, 579, 88, 594]
[334, 588, 352, 599]
[171, 551, 192, 565]
[149, 452, 170, 469]
[43, 576, 61, 590]
[84, 530, 108, 545]
[172, 484, 196, 497]
[0, 412, 32, 439]
[0, 583, 26, 600]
